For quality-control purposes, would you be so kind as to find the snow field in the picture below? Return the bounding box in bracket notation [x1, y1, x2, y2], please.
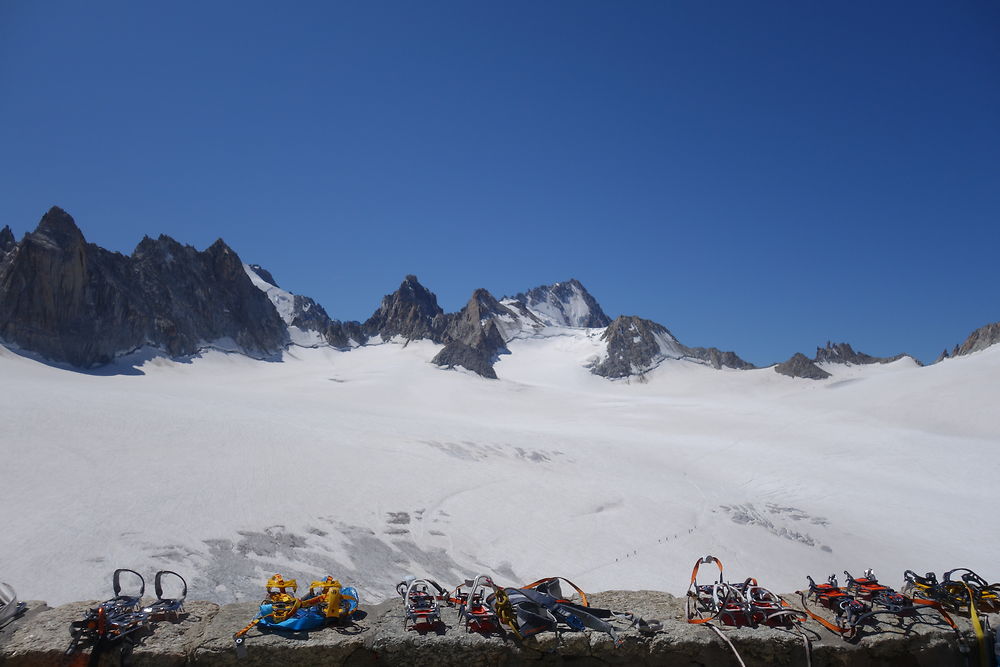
[1, 333, 997, 606]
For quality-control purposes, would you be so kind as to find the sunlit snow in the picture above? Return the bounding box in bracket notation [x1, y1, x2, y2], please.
[1, 335, 997, 606]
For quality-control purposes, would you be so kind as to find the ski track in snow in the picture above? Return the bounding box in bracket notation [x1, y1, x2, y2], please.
[1, 336, 998, 605]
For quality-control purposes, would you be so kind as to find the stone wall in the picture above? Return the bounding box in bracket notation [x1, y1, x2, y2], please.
[1, 591, 991, 666]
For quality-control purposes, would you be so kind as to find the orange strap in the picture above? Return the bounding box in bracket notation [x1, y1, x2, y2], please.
[689, 556, 724, 587]
[520, 576, 590, 607]
[686, 557, 725, 625]
[911, 598, 958, 630]
[797, 591, 851, 636]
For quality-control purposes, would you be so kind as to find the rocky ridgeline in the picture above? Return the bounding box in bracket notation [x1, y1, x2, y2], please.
[0, 591, 985, 666]
[2, 207, 998, 380]
[0, 208, 287, 367]
[593, 316, 754, 379]
[774, 342, 918, 380]
[938, 322, 1000, 362]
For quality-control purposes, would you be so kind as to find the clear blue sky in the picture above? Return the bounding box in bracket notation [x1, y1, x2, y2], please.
[2, 1, 998, 365]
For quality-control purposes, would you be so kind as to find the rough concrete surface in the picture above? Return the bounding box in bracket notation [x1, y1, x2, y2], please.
[0, 591, 991, 666]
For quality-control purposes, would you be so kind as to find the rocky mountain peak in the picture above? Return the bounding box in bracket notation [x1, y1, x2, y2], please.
[29, 206, 86, 250]
[364, 274, 446, 342]
[592, 315, 684, 378]
[774, 352, 831, 380]
[813, 341, 913, 366]
[468, 288, 513, 321]
[132, 234, 186, 263]
[950, 321, 1000, 358]
[511, 278, 611, 328]
[814, 341, 876, 365]
[0, 207, 287, 367]
[0, 226, 15, 254]
[431, 288, 510, 379]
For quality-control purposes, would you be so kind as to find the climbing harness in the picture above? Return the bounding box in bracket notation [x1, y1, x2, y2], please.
[0, 582, 26, 629]
[490, 576, 660, 646]
[687, 556, 809, 666]
[67, 569, 186, 666]
[449, 574, 501, 633]
[397, 576, 448, 631]
[234, 573, 360, 657]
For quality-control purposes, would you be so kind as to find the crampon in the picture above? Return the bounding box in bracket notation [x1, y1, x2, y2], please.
[233, 573, 361, 657]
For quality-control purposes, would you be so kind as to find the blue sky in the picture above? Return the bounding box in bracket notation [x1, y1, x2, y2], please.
[1, 1, 997, 365]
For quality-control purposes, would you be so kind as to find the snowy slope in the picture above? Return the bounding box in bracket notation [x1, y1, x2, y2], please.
[244, 263, 326, 347]
[0, 337, 998, 606]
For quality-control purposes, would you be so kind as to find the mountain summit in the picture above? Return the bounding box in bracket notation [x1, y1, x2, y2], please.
[509, 279, 611, 328]
[4, 207, 997, 381]
[0, 207, 286, 366]
[364, 275, 447, 342]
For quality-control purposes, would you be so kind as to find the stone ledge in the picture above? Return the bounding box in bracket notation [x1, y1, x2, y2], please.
[0, 591, 990, 666]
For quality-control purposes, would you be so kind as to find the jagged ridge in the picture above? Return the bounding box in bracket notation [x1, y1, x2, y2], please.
[0, 208, 287, 367]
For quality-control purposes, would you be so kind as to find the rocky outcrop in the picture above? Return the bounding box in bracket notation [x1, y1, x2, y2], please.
[681, 345, 755, 370]
[247, 264, 278, 288]
[774, 353, 832, 380]
[592, 316, 685, 378]
[431, 289, 510, 378]
[813, 341, 910, 366]
[0, 207, 287, 367]
[950, 321, 1000, 357]
[0, 591, 980, 666]
[0, 225, 14, 255]
[591, 316, 754, 378]
[509, 278, 611, 328]
[364, 275, 447, 342]
[245, 264, 368, 349]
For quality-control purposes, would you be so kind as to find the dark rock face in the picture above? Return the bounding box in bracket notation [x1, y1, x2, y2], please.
[813, 341, 910, 365]
[951, 321, 1000, 357]
[324, 320, 367, 349]
[681, 346, 755, 370]
[0, 225, 14, 255]
[0, 207, 288, 367]
[774, 352, 831, 380]
[244, 264, 368, 349]
[247, 263, 279, 288]
[431, 289, 510, 378]
[510, 278, 611, 328]
[592, 316, 754, 378]
[593, 315, 683, 379]
[364, 275, 447, 342]
[287, 296, 368, 348]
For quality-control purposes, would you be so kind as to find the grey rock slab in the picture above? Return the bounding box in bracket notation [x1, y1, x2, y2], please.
[1, 600, 218, 667]
[0, 591, 987, 666]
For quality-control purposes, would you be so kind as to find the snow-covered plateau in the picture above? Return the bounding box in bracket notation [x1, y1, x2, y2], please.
[1, 332, 998, 606]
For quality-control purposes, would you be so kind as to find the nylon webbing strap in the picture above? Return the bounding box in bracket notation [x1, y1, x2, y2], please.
[687, 556, 727, 625]
[911, 598, 958, 630]
[689, 556, 724, 587]
[965, 584, 989, 667]
[520, 577, 590, 607]
[796, 591, 850, 636]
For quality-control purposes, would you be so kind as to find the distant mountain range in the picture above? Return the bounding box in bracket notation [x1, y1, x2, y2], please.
[2, 207, 998, 379]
